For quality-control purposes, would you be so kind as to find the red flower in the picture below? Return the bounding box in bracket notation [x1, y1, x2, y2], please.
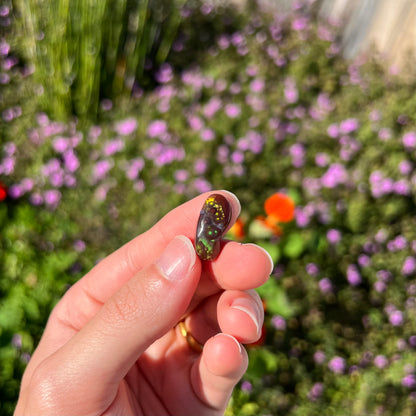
[0, 181, 7, 202]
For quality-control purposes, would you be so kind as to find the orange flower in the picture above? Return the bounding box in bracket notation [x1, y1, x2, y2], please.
[256, 192, 295, 236]
[264, 192, 295, 222]
[228, 217, 246, 240]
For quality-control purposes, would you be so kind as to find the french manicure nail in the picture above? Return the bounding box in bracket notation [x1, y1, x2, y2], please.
[230, 298, 261, 335]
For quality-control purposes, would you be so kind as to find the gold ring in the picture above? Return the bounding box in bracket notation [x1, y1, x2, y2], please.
[178, 319, 204, 353]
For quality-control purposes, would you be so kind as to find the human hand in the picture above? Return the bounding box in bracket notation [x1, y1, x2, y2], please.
[14, 191, 273, 416]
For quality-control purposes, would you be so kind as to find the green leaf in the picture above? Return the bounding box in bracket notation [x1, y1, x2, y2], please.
[248, 219, 273, 239]
[256, 279, 295, 318]
[283, 232, 304, 259]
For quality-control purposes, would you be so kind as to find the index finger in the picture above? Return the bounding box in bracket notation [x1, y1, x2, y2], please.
[70, 190, 241, 309]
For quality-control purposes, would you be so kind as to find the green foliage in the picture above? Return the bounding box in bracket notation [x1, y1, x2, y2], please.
[12, 0, 186, 120]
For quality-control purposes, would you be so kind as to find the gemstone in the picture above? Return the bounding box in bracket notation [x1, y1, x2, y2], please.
[195, 194, 232, 261]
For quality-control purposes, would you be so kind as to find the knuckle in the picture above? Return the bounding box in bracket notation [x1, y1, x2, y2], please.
[103, 281, 142, 326]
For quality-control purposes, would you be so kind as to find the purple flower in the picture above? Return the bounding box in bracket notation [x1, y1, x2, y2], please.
[100, 99, 113, 111]
[154, 146, 184, 167]
[399, 160, 413, 175]
[284, 85, 298, 104]
[374, 281, 387, 293]
[133, 180, 145, 193]
[63, 149, 80, 173]
[289, 143, 305, 168]
[193, 177, 211, 193]
[328, 356, 346, 374]
[402, 257, 416, 276]
[246, 65, 258, 77]
[394, 179, 411, 196]
[125, 158, 145, 180]
[30, 193, 43, 206]
[327, 229, 341, 244]
[241, 380, 252, 393]
[187, 115, 204, 131]
[249, 78, 265, 93]
[225, 103, 241, 118]
[321, 163, 348, 188]
[308, 383, 324, 401]
[155, 63, 173, 84]
[89, 125, 102, 140]
[402, 374, 416, 389]
[8, 184, 24, 199]
[369, 109, 382, 122]
[203, 97, 222, 119]
[49, 170, 64, 187]
[194, 159, 207, 175]
[271, 315, 286, 331]
[358, 254, 371, 267]
[0, 39, 10, 56]
[11, 333, 22, 349]
[374, 355, 388, 369]
[65, 174, 76, 187]
[387, 235, 407, 252]
[231, 32, 245, 47]
[315, 152, 329, 167]
[43, 190, 61, 209]
[217, 35, 230, 50]
[174, 169, 189, 182]
[327, 123, 339, 138]
[230, 82, 241, 94]
[306, 263, 319, 276]
[231, 151, 244, 164]
[314, 351, 326, 364]
[295, 207, 310, 228]
[115, 118, 138, 136]
[292, 16, 308, 31]
[53, 137, 70, 153]
[403, 131, 416, 149]
[319, 277, 333, 294]
[201, 128, 215, 142]
[389, 310, 404, 326]
[346, 264, 362, 286]
[339, 118, 359, 134]
[147, 120, 167, 138]
[4, 142, 16, 155]
[93, 159, 113, 183]
[73, 240, 86, 252]
[0, 155, 15, 175]
[378, 127, 392, 141]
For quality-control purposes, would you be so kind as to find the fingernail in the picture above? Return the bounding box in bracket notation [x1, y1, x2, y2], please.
[230, 298, 262, 336]
[156, 236, 196, 281]
[214, 333, 242, 354]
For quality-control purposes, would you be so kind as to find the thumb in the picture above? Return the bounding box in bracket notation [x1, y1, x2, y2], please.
[35, 236, 200, 411]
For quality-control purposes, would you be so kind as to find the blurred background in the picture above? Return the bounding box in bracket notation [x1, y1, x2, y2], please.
[0, 0, 416, 414]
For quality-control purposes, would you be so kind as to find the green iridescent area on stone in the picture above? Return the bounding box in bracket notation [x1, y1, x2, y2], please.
[195, 194, 232, 261]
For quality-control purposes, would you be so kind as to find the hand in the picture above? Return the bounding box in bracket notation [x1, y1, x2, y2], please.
[14, 191, 272, 416]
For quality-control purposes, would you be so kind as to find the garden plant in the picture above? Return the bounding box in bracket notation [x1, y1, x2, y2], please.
[1, 0, 416, 414]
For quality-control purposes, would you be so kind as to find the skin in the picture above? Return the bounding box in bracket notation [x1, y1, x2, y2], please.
[14, 190, 272, 416]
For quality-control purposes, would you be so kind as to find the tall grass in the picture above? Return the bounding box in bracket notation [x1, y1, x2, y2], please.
[12, 0, 185, 120]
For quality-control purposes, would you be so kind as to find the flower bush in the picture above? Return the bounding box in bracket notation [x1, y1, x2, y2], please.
[1, 0, 416, 414]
